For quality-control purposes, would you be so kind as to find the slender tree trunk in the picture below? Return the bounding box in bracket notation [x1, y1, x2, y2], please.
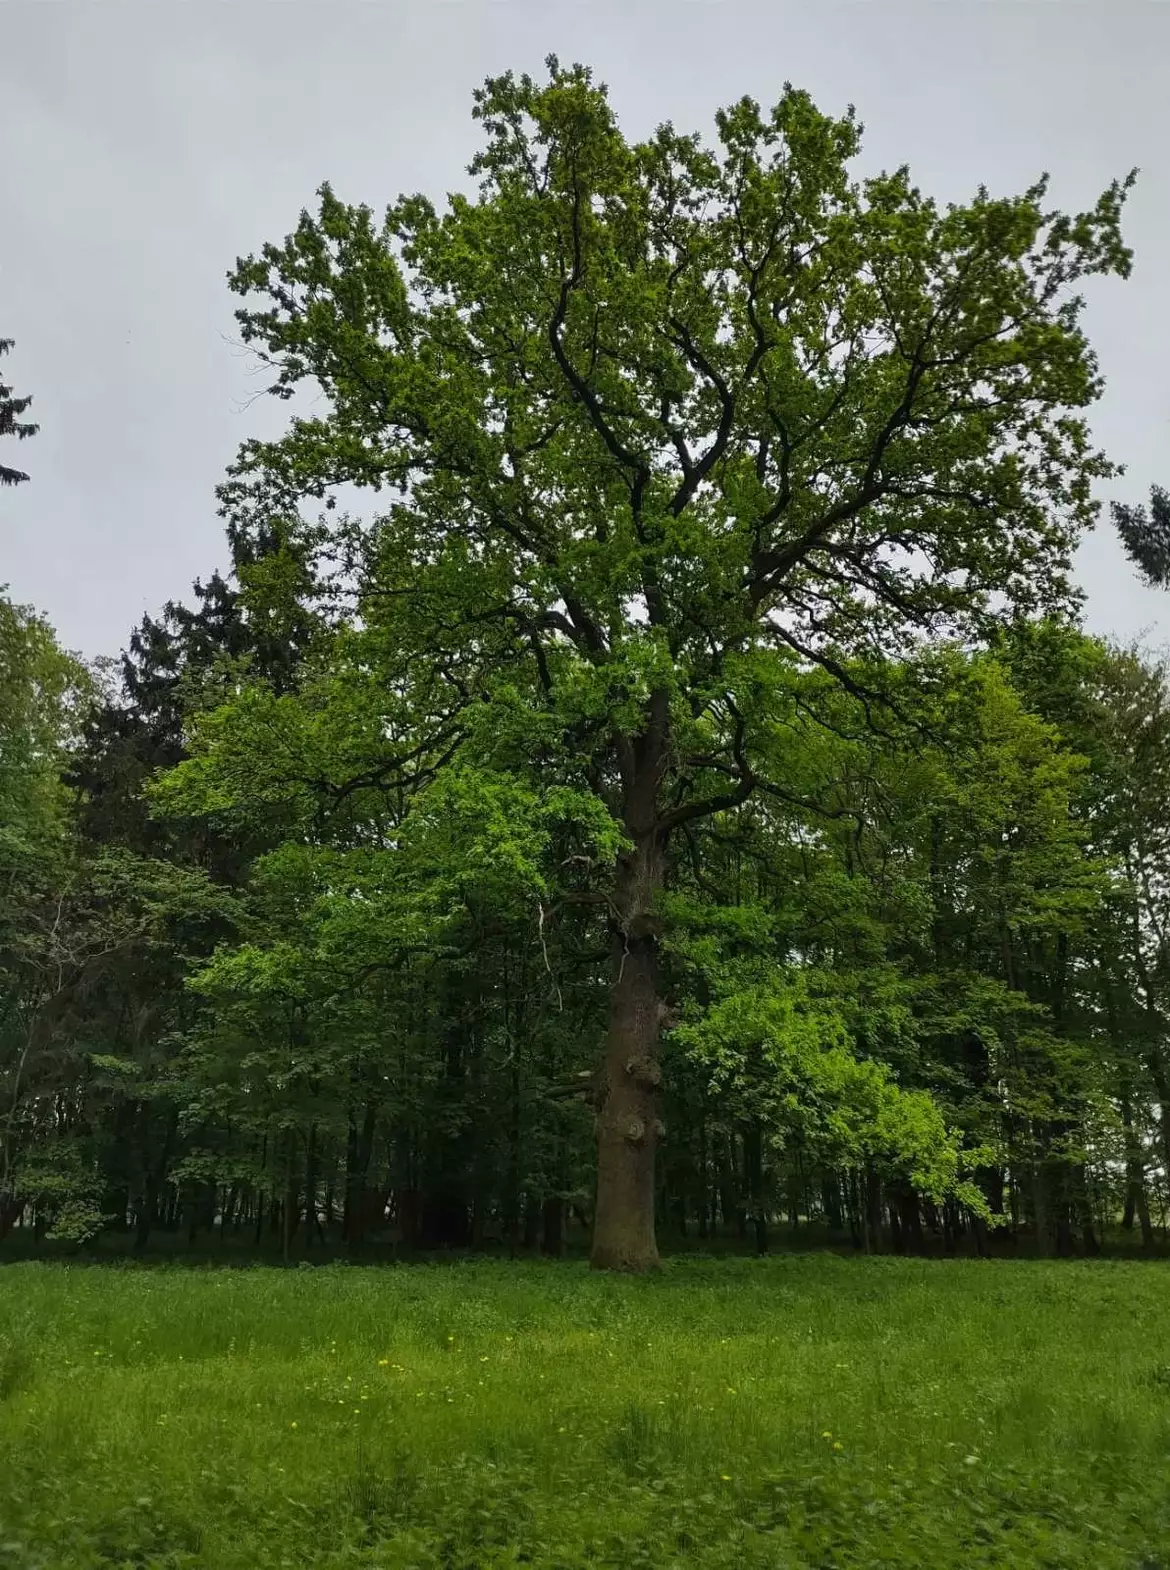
[1032, 1161, 1052, 1257]
[303, 1127, 319, 1245]
[506, 1035, 522, 1258]
[541, 1196, 564, 1257]
[745, 1121, 767, 1254]
[343, 1102, 377, 1246]
[822, 1173, 843, 1233]
[697, 1115, 709, 1239]
[281, 1130, 295, 1266]
[522, 1194, 541, 1250]
[1122, 1099, 1155, 1250]
[1147, 1049, 1170, 1193]
[847, 1171, 863, 1249]
[221, 1184, 238, 1244]
[865, 1166, 883, 1253]
[135, 1172, 158, 1252]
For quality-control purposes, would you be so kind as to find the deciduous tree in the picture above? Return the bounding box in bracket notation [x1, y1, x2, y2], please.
[180, 63, 1139, 1267]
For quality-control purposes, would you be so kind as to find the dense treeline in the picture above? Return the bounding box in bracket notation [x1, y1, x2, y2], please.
[8, 581, 1170, 1263]
[3, 63, 1167, 1269]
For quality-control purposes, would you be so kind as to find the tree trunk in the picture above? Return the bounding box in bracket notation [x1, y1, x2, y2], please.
[1074, 1166, 1099, 1256]
[846, 1170, 863, 1249]
[697, 1116, 709, 1239]
[590, 830, 664, 1273]
[303, 1127, 319, 1245]
[522, 1193, 541, 1250]
[865, 1166, 883, 1253]
[745, 1121, 768, 1254]
[1032, 1162, 1053, 1257]
[343, 1102, 377, 1246]
[1122, 1100, 1154, 1250]
[281, 1162, 292, 1265]
[822, 1173, 843, 1233]
[541, 1196, 564, 1257]
[900, 1190, 923, 1252]
[395, 1187, 421, 1250]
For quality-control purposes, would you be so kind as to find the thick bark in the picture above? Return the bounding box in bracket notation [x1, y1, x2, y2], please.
[590, 923, 662, 1270]
[590, 821, 665, 1271]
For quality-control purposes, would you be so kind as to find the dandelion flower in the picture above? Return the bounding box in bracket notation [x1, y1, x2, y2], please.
[832, 1442, 843, 1452]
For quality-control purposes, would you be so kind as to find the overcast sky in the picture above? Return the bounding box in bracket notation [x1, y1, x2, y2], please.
[3, 2, 1168, 659]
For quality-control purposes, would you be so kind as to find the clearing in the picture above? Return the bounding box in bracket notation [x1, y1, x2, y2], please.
[0, 1254, 1168, 1567]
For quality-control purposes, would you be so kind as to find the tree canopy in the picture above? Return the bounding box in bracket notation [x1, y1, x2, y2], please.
[208, 59, 1135, 1268]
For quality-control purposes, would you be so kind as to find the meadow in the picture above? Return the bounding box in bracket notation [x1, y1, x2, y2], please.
[1, 1254, 1169, 1568]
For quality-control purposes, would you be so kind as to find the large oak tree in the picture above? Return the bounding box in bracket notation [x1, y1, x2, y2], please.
[218, 60, 1133, 1269]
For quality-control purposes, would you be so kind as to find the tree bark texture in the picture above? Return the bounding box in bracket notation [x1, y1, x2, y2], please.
[590, 825, 664, 1272]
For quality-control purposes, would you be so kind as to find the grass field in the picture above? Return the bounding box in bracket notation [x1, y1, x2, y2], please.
[1, 1255, 1169, 1568]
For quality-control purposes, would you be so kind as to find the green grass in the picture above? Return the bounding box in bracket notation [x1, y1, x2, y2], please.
[2, 1256, 1170, 1567]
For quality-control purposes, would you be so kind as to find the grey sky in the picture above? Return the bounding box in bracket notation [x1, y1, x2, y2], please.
[3, 2, 1167, 660]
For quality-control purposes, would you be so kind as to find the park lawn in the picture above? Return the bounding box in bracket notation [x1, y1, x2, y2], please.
[0, 1255, 1169, 1568]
